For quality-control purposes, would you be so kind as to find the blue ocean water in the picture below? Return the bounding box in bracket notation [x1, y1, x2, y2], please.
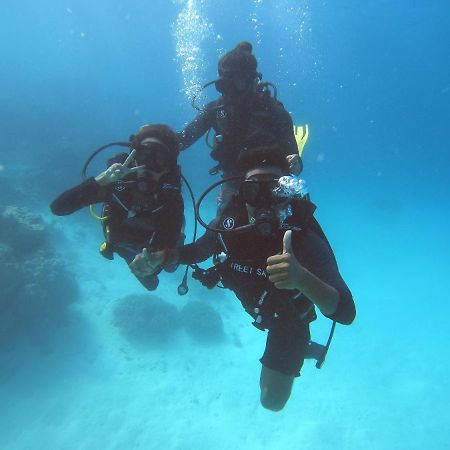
[0, 1, 449, 449]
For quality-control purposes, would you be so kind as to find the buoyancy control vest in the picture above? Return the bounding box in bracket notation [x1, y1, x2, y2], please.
[210, 90, 290, 175]
[100, 153, 182, 255]
[212, 197, 318, 330]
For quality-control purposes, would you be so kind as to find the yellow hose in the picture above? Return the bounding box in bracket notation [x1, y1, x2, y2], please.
[88, 204, 108, 221]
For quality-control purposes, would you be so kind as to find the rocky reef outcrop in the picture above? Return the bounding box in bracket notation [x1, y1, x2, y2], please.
[0, 206, 79, 348]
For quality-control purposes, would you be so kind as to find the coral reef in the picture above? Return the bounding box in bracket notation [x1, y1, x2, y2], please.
[0, 206, 79, 348]
[112, 295, 225, 347]
[180, 300, 224, 344]
[112, 294, 180, 346]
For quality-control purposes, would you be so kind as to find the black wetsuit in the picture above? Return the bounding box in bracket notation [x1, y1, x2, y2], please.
[178, 90, 300, 176]
[178, 199, 355, 376]
[51, 167, 184, 290]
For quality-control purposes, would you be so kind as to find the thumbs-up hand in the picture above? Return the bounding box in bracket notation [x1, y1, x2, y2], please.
[130, 248, 166, 277]
[282, 229, 293, 254]
[266, 230, 305, 290]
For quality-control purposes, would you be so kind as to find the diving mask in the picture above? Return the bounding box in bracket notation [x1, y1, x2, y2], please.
[214, 74, 254, 95]
[135, 138, 175, 173]
[240, 178, 285, 207]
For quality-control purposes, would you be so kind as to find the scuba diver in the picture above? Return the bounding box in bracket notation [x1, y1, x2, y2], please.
[177, 41, 302, 211]
[50, 124, 184, 291]
[130, 145, 356, 411]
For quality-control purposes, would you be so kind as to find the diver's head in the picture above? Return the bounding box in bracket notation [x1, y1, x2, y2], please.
[215, 42, 259, 100]
[238, 144, 290, 195]
[130, 124, 179, 180]
[237, 146, 290, 236]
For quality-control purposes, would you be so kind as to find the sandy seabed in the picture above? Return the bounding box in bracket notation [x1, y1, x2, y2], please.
[1, 204, 449, 450]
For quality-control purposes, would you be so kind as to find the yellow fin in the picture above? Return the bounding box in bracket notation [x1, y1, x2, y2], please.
[293, 124, 309, 157]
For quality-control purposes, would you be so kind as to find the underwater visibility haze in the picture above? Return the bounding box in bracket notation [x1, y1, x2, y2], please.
[0, 0, 449, 449]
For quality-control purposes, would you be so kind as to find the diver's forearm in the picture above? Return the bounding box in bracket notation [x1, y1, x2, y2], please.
[176, 227, 217, 264]
[296, 267, 339, 317]
[177, 113, 211, 150]
[177, 242, 213, 265]
[50, 177, 107, 216]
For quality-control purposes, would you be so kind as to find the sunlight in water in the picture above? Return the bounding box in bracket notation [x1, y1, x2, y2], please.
[250, 0, 317, 85]
[173, 0, 213, 102]
[250, 0, 264, 46]
[274, 0, 318, 83]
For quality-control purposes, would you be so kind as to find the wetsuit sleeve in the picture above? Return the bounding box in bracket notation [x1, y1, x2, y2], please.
[177, 101, 217, 150]
[50, 177, 110, 216]
[177, 220, 218, 264]
[294, 229, 356, 325]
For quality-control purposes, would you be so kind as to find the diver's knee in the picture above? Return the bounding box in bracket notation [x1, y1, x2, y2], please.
[260, 388, 290, 412]
[259, 366, 294, 411]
